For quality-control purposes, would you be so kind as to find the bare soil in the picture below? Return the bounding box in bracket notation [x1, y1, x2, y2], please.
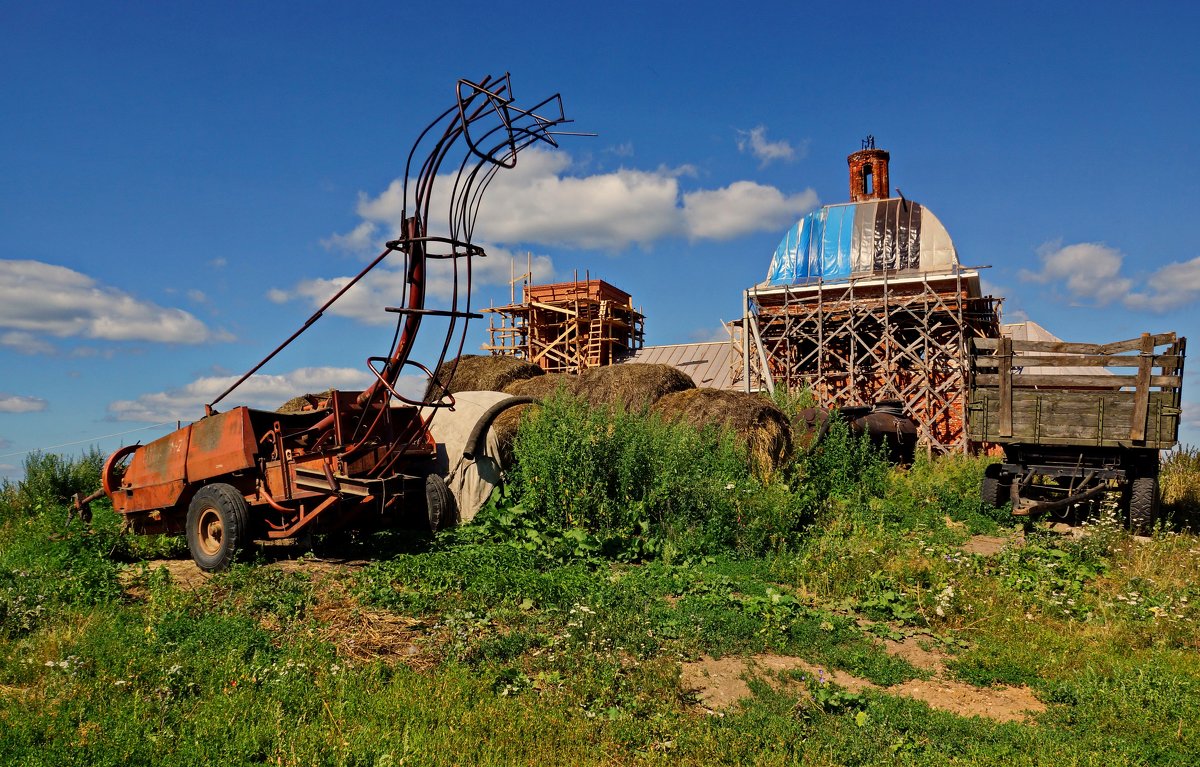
[962, 534, 1012, 557]
[681, 633, 1046, 723]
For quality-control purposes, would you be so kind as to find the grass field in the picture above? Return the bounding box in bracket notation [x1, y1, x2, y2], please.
[2, 401, 1199, 766]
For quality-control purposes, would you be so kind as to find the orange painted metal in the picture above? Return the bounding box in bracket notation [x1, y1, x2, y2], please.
[113, 427, 191, 514]
[186, 408, 257, 481]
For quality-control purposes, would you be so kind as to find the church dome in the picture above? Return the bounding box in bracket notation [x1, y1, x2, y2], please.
[763, 198, 960, 286]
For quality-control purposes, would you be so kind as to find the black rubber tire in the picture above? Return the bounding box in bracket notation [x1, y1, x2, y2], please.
[186, 483, 250, 571]
[1127, 476, 1159, 536]
[425, 474, 457, 532]
[981, 476, 1006, 508]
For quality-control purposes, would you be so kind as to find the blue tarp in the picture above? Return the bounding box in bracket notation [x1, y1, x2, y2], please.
[765, 200, 953, 286]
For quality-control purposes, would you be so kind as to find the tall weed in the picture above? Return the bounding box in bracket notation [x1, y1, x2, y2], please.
[1161, 445, 1200, 527]
[506, 393, 790, 560]
[1, 448, 104, 518]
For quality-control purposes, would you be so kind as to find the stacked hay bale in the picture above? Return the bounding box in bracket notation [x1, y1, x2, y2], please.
[502, 373, 577, 399]
[426, 354, 544, 400]
[572, 363, 695, 412]
[652, 389, 793, 477]
[491, 365, 693, 459]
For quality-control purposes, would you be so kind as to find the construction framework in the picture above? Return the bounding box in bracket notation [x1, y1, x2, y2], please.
[744, 270, 1001, 454]
[484, 277, 645, 373]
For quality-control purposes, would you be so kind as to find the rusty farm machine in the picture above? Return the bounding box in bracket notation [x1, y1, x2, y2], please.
[76, 75, 577, 570]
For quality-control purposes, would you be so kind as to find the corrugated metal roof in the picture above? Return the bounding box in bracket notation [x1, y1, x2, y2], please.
[618, 341, 742, 390]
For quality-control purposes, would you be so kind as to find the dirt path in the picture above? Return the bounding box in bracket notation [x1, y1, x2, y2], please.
[681, 634, 1045, 723]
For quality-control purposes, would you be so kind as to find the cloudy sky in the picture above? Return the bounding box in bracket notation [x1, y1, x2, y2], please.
[1, 1, 1198, 476]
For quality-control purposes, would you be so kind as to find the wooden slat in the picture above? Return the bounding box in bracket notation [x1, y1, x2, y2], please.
[973, 373, 1181, 389]
[966, 389, 1181, 448]
[1129, 333, 1154, 442]
[974, 332, 1176, 354]
[973, 354, 1181, 369]
[997, 336, 1012, 437]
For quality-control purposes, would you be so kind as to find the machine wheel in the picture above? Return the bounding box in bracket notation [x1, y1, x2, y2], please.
[979, 468, 1008, 508]
[186, 484, 250, 571]
[1127, 476, 1159, 536]
[425, 474, 457, 532]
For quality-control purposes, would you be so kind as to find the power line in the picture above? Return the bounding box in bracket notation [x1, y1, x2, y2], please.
[0, 422, 177, 460]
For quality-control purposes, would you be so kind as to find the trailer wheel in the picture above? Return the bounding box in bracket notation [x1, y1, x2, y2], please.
[1128, 476, 1159, 536]
[425, 474, 457, 532]
[186, 484, 250, 571]
[981, 476, 1006, 508]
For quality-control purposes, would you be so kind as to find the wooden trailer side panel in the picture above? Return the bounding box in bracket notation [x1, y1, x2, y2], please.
[968, 333, 1185, 449]
[967, 388, 1181, 448]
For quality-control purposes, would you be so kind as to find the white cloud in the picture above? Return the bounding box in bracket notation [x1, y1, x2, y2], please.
[690, 325, 733, 343]
[607, 142, 635, 158]
[1125, 256, 1200, 311]
[327, 147, 816, 252]
[1021, 242, 1200, 313]
[107, 366, 390, 422]
[0, 393, 48, 413]
[0, 260, 229, 344]
[1, 331, 55, 355]
[682, 182, 818, 241]
[736, 126, 799, 166]
[321, 220, 379, 252]
[1019, 242, 1132, 305]
[0, 437, 13, 450]
[269, 246, 555, 324]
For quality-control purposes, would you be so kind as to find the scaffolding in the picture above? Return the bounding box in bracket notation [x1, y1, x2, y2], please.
[484, 276, 645, 374]
[744, 270, 1001, 454]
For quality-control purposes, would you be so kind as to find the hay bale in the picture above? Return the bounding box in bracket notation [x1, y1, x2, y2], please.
[502, 373, 577, 398]
[427, 354, 543, 399]
[652, 389, 793, 475]
[492, 373, 577, 455]
[573, 363, 695, 412]
[277, 390, 333, 413]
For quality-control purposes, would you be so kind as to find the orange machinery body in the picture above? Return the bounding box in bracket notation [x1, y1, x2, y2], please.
[109, 391, 436, 538]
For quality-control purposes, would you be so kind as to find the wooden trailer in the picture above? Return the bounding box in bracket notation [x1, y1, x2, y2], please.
[967, 332, 1186, 532]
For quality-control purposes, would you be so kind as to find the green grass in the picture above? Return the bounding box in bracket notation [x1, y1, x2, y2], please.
[3, 405, 1200, 765]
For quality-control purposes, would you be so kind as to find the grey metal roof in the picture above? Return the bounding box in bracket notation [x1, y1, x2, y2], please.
[618, 341, 742, 390]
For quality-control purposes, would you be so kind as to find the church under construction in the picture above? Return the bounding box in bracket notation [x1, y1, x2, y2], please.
[741, 140, 1001, 454]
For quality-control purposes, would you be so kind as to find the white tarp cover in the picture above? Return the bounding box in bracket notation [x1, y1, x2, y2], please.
[420, 390, 512, 524]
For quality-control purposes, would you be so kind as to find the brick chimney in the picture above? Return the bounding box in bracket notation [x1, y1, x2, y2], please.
[847, 136, 890, 202]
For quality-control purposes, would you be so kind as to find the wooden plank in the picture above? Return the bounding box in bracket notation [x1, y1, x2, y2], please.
[973, 373, 1180, 389]
[974, 332, 1176, 354]
[997, 336, 1012, 437]
[1129, 333, 1154, 442]
[973, 354, 1181, 369]
[967, 390, 1180, 447]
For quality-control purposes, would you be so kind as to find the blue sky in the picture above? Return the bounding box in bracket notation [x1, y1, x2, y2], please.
[2, 1, 1198, 476]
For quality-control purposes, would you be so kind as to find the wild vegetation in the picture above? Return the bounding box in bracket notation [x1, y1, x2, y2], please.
[2, 397, 1199, 765]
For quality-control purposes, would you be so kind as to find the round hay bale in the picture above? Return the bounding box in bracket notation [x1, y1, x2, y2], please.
[573, 363, 695, 412]
[277, 390, 333, 413]
[488, 374, 578, 460]
[501, 372, 577, 398]
[427, 354, 543, 399]
[652, 389, 793, 475]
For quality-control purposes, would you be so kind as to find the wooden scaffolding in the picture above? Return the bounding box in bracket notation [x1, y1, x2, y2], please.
[744, 271, 1001, 454]
[483, 278, 645, 374]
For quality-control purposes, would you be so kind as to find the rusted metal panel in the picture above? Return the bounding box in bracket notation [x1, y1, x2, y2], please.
[186, 407, 258, 481]
[114, 427, 191, 513]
